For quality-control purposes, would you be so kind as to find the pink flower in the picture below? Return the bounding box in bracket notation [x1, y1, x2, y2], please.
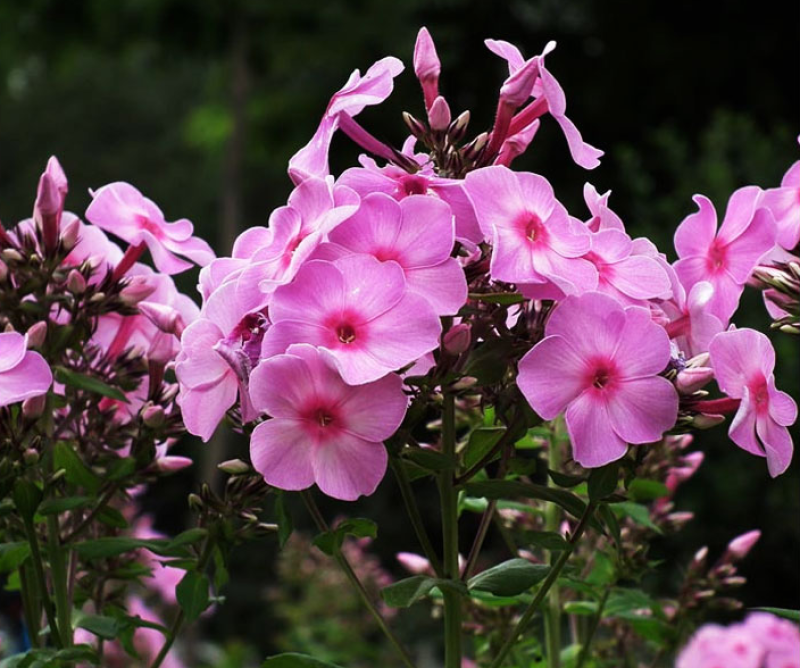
[323, 193, 467, 315]
[674, 188, 777, 322]
[0, 332, 53, 407]
[518, 292, 678, 468]
[661, 276, 725, 358]
[86, 182, 215, 275]
[464, 165, 596, 294]
[761, 160, 800, 250]
[726, 530, 761, 560]
[743, 612, 800, 665]
[249, 344, 406, 500]
[261, 254, 441, 385]
[288, 56, 404, 183]
[708, 328, 797, 476]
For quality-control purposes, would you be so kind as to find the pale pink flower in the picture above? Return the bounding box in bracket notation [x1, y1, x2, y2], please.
[661, 274, 726, 358]
[744, 612, 800, 666]
[709, 328, 797, 476]
[761, 160, 800, 250]
[464, 165, 596, 294]
[249, 344, 406, 500]
[0, 332, 53, 407]
[518, 292, 678, 468]
[323, 193, 467, 315]
[86, 182, 215, 275]
[674, 188, 777, 322]
[288, 57, 404, 183]
[261, 254, 441, 385]
[583, 183, 625, 232]
[676, 622, 763, 668]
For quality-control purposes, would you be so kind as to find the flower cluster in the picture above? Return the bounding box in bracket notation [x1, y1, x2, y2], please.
[175, 27, 797, 503]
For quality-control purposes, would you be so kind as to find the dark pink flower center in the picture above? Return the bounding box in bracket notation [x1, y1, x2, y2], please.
[706, 239, 728, 273]
[337, 323, 357, 344]
[586, 359, 619, 391]
[749, 375, 770, 414]
[517, 212, 548, 245]
[135, 213, 163, 239]
[399, 175, 428, 196]
[315, 408, 335, 427]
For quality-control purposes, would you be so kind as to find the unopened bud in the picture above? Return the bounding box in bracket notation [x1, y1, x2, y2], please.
[26, 321, 47, 348]
[188, 493, 204, 511]
[23, 448, 40, 465]
[141, 405, 166, 428]
[402, 111, 428, 140]
[722, 576, 746, 587]
[138, 301, 183, 336]
[451, 375, 478, 391]
[1, 248, 24, 263]
[666, 511, 694, 529]
[427, 96, 451, 132]
[153, 455, 193, 474]
[443, 323, 471, 355]
[725, 529, 760, 560]
[462, 132, 489, 161]
[66, 269, 86, 295]
[60, 217, 80, 251]
[692, 546, 709, 567]
[675, 366, 714, 394]
[22, 395, 46, 420]
[499, 58, 539, 108]
[449, 110, 471, 143]
[4, 323, 15, 333]
[692, 413, 725, 429]
[120, 276, 157, 305]
[694, 590, 715, 601]
[218, 458, 251, 475]
[414, 27, 440, 109]
[88, 292, 106, 303]
[0, 259, 7, 282]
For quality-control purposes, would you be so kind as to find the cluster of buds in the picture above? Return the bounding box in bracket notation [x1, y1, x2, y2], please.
[752, 260, 800, 334]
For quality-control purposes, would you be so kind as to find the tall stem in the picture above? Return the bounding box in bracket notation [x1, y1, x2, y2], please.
[46, 515, 71, 647]
[300, 491, 416, 668]
[22, 515, 62, 648]
[390, 457, 443, 577]
[439, 390, 461, 668]
[544, 428, 562, 668]
[489, 500, 599, 668]
[19, 563, 41, 647]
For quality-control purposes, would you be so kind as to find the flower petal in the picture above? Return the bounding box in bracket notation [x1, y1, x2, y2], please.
[311, 431, 388, 501]
[250, 418, 316, 491]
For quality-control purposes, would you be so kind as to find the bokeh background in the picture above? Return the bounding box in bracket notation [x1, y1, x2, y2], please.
[1, 1, 797, 665]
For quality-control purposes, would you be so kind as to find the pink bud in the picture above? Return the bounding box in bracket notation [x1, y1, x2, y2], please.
[34, 157, 67, 256]
[0, 259, 7, 282]
[60, 216, 80, 252]
[443, 323, 471, 355]
[726, 530, 760, 560]
[675, 366, 715, 394]
[66, 269, 86, 295]
[26, 321, 47, 349]
[22, 395, 46, 420]
[667, 511, 694, 528]
[499, 58, 540, 108]
[153, 455, 193, 474]
[692, 413, 725, 429]
[120, 276, 157, 305]
[427, 96, 451, 131]
[138, 301, 183, 336]
[414, 27, 441, 110]
[396, 552, 433, 576]
[692, 546, 709, 566]
[665, 434, 694, 450]
[141, 405, 166, 428]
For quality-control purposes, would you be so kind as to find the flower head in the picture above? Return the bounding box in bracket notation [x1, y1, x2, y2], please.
[0, 332, 53, 407]
[518, 292, 678, 467]
[249, 344, 407, 500]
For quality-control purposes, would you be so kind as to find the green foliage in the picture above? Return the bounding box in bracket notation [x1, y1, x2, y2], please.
[468, 559, 550, 597]
[312, 518, 378, 556]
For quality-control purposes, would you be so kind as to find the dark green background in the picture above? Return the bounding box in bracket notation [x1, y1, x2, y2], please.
[1, 0, 797, 659]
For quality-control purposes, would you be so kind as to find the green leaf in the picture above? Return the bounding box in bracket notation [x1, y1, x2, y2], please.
[53, 442, 101, 494]
[274, 492, 293, 549]
[464, 335, 513, 385]
[522, 530, 570, 551]
[564, 600, 599, 616]
[54, 366, 129, 402]
[751, 607, 800, 622]
[605, 588, 655, 616]
[106, 457, 137, 481]
[176, 571, 210, 623]
[38, 496, 91, 515]
[588, 462, 620, 501]
[627, 479, 669, 502]
[167, 528, 208, 550]
[76, 614, 120, 639]
[464, 480, 602, 530]
[74, 537, 181, 560]
[0, 542, 31, 572]
[96, 505, 128, 529]
[312, 518, 377, 556]
[586, 551, 615, 586]
[468, 559, 550, 596]
[468, 292, 525, 305]
[402, 447, 455, 472]
[611, 502, 662, 533]
[381, 575, 465, 608]
[12, 479, 42, 521]
[548, 470, 587, 488]
[463, 427, 505, 470]
[598, 503, 621, 551]
[262, 654, 346, 668]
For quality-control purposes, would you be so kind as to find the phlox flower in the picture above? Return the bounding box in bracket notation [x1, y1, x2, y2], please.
[674, 187, 777, 322]
[288, 56, 404, 183]
[322, 193, 467, 315]
[0, 332, 53, 407]
[86, 182, 215, 275]
[761, 159, 800, 250]
[261, 254, 441, 385]
[464, 165, 596, 294]
[660, 274, 725, 358]
[518, 292, 678, 468]
[582, 183, 625, 232]
[708, 328, 797, 476]
[249, 344, 407, 501]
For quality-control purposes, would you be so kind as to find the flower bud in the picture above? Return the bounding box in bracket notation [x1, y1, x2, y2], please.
[0, 259, 7, 282]
[141, 405, 166, 428]
[22, 395, 46, 420]
[23, 448, 40, 465]
[692, 546, 708, 568]
[499, 58, 539, 108]
[722, 576, 746, 587]
[443, 323, 471, 355]
[153, 455, 193, 474]
[414, 27, 440, 109]
[725, 530, 760, 560]
[1, 248, 24, 263]
[187, 493, 204, 511]
[120, 276, 157, 305]
[427, 96, 451, 132]
[692, 413, 725, 429]
[60, 216, 80, 251]
[26, 321, 47, 349]
[675, 366, 714, 394]
[66, 269, 86, 295]
[451, 376, 478, 391]
[396, 552, 434, 576]
[138, 301, 183, 336]
[218, 458, 251, 475]
[402, 111, 428, 140]
[448, 110, 471, 143]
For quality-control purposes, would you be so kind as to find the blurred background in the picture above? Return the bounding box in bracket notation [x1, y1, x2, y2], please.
[1, 1, 797, 665]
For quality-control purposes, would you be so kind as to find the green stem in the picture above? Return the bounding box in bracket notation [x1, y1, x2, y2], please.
[22, 516, 62, 648]
[439, 390, 461, 668]
[63, 484, 118, 543]
[19, 563, 41, 648]
[46, 514, 72, 647]
[544, 430, 562, 668]
[149, 535, 216, 668]
[489, 499, 599, 668]
[575, 586, 610, 668]
[390, 456, 443, 577]
[300, 490, 416, 668]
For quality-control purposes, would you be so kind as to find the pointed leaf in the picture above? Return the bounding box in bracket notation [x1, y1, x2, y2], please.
[468, 559, 550, 596]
